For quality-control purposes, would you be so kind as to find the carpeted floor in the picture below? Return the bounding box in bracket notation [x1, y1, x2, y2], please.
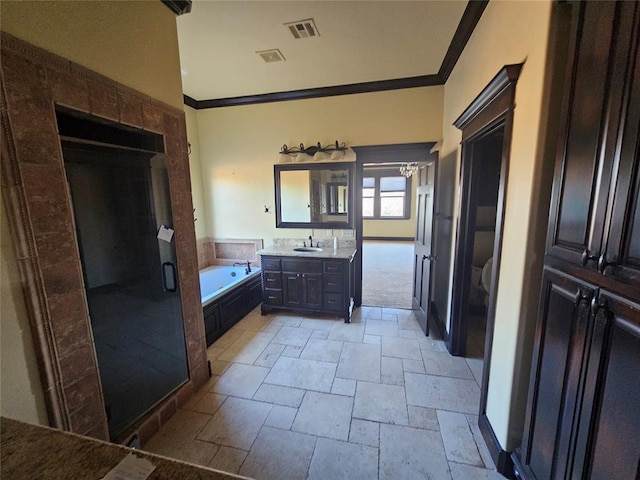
[362, 240, 414, 309]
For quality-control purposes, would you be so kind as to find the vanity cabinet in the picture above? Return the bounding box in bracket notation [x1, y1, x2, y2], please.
[260, 255, 354, 322]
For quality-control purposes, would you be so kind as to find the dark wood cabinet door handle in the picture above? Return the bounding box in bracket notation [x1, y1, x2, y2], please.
[581, 249, 598, 267]
[597, 254, 616, 274]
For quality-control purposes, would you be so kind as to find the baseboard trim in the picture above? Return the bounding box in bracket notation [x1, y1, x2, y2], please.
[362, 236, 414, 242]
[430, 302, 449, 343]
[478, 413, 516, 479]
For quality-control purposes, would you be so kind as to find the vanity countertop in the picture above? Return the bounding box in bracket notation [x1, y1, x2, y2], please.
[0, 417, 245, 480]
[257, 245, 357, 260]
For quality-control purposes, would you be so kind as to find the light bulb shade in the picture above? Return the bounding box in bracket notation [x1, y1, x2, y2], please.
[296, 152, 313, 163]
[313, 151, 328, 161]
[330, 150, 344, 160]
[279, 153, 292, 163]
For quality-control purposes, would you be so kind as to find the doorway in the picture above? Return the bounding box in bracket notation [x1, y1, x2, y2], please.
[448, 66, 521, 446]
[352, 143, 436, 321]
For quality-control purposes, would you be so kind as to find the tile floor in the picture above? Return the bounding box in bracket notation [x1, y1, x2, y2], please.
[143, 306, 504, 479]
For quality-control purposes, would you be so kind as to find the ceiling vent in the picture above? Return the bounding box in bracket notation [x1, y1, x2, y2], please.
[256, 49, 286, 63]
[284, 18, 320, 39]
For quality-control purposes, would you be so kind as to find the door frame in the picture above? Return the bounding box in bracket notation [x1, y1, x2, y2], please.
[352, 143, 436, 308]
[449, 64, 522, 421]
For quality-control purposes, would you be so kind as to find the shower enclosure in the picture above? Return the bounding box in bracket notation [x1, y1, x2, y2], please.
[59, 111, 189, 439]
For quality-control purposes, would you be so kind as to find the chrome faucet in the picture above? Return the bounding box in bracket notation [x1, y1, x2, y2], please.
[308, 235, 313, 247]
[233, 261, 252, 274]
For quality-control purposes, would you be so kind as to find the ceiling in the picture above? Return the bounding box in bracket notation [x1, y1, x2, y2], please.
[176, 1, 470, 102]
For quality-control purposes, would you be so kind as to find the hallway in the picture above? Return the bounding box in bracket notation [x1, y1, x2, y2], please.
[143, 306, 501, 479]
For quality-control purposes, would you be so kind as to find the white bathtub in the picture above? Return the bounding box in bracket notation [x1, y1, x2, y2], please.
[199, 265, 262, 307]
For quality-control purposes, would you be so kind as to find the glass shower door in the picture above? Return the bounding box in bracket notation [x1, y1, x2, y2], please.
[64, 142, 189, 439]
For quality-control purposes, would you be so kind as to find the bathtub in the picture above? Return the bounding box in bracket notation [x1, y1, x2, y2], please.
[199, 265, 263, 346]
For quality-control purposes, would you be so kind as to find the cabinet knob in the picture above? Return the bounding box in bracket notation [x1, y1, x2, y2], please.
[597, 254, 616, 274]
[581, 249, 598, 267]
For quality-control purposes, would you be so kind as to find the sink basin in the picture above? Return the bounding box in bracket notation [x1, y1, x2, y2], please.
[293, 247, 323, 253]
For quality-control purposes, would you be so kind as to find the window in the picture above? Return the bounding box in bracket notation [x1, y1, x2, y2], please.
[362, 169, 411, 219]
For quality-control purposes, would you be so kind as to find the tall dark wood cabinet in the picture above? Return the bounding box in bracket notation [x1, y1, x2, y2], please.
[516, 2, 640, 479]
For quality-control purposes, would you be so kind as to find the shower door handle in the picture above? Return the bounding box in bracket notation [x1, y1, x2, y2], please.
[162, 262, 177, 292]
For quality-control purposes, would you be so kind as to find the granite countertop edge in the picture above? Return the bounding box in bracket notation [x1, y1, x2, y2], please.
[256, 245, 357, 260]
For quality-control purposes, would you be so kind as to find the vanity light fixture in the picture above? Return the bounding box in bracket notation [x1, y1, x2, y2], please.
[279, 141, 349, 163]
[400, 162, 419, 178]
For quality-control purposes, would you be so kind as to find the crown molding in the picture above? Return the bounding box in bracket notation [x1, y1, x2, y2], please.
[184, 1, 488, 109]
[161, 0, 192, 16]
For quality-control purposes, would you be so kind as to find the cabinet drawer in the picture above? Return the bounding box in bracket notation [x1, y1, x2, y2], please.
[282, 259, 322, 273]
[324, 274, 343, 293]
[324, 261, 344, 274]
[261, 258, 281, 271]
[263, 272, 282, 289]
[263, 290, 283, 305]
[324, 293, 344, 311]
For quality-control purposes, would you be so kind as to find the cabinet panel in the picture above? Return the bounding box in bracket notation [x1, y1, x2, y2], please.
[587, 295, 640, 480]
[324, 261, 344, 274]
[304, 274, 323, 309]
[263, 272, 282, 289]
[324, 293, 344, 312]
[324, 273, 344, 293]
[522, 269, 595, 480]
[603, 8, 640, 290]
[547, 2, 620, 265]
[282, 259, 322, 273]
[262, 258, 281, 271]
[283, 273, 304, 307]
[263, 290, 282, 306]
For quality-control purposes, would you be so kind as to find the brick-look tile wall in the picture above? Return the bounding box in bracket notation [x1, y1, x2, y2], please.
[0, 33, 208, 442]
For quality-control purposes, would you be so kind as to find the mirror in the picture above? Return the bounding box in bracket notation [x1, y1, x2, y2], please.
[275, 162, 354, 228]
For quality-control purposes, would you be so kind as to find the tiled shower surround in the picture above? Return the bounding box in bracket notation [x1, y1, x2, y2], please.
[0, 33, 208, 442]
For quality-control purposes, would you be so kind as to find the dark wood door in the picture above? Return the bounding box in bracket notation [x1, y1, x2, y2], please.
[601, 23, 640, 289]
[545, 1, 620, 268]
[283, 273, 304, 307]
[303, 273, 323, 309]
[581, 293, 640, 480]
[520, 268, 595, 480]
[412, 161, 436, 335]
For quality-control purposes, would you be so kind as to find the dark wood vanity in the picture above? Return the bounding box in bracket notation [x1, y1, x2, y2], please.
[259, 248, 356, 322]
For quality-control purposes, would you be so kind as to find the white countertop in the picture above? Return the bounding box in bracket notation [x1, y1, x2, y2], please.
[257, 245, 357, 260]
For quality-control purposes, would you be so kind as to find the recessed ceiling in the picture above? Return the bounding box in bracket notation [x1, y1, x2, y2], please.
[177, 1, 469, 102]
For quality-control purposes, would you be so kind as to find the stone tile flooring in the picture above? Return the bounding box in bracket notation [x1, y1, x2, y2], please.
[144, 306, 504, 479]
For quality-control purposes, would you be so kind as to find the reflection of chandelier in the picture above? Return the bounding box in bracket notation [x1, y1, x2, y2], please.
[399, 162, 419, 178]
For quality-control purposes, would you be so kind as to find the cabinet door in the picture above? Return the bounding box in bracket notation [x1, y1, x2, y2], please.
[578, 293, 640, 480]
[546, 2, 622, 267]
[520, 268, 595, 480]
[601, 3, 640, 293]
[283, 273, 304, 307]
[303, 273, 323, 309]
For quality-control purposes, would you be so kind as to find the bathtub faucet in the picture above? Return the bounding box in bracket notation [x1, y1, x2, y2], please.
[233, 261, 252, 274]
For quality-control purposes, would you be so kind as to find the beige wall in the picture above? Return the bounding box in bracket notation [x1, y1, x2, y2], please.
[191, 86, 443, 245]
[0, 0, 183, 109]
[440, 1, 553, 450]
[0, 0, 184, 425]
[185, 106, 208, 238]
[0, 198, 49, 425]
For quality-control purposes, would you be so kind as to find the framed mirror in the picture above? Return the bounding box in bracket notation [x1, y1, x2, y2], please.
[275, 162, 354, 228]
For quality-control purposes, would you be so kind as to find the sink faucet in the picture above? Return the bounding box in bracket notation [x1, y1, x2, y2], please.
[308, 235, 313, 247]
[233, 261, 252, 274]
